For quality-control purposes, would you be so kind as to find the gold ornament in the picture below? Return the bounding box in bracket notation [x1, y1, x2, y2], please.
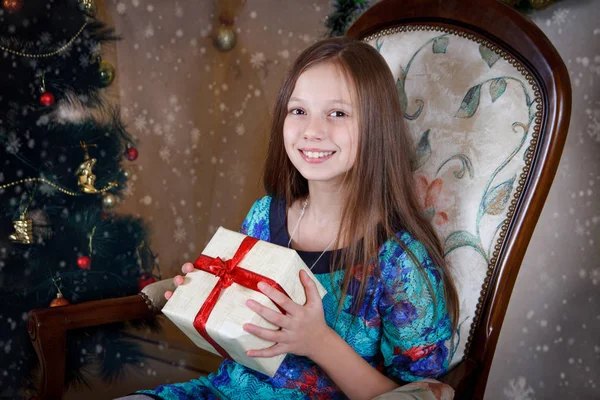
[76, 142, 99, 193]
[50, 278, 70, 307]
[529, 0, 555, 10]
[213, 24, 237, 52]
[99, 60, 115, 87]
[9, 214, 33, 244]
[50, 292, 70, 307]
[102, 192, 117, 208]
[79, 0, 97, 16]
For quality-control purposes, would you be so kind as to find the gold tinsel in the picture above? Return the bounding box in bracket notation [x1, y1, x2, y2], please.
[529, 0, 555, 9]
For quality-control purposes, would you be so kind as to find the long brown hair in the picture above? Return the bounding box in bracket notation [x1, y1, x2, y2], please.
[263, 37, 459, 332]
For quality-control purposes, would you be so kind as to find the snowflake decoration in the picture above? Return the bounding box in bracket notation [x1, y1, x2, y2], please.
[175, 3, 184, 17]
[174, 227, 187, 243]
[79, 54, 90, 68]
[56, 41, 72, 59]
[551, 8, 570, 26]
[229, 160, 247, 186]
[574, 219, 585, 236]
[122, 180, 136, 198]
[89, 42, 102, 55]
[250, 52, 266, 69]
[27, 58, 39, 70]
[116, 2, 127, 15]
[38, 180, 57, 196]
[6, 133, 21, 154]
[39, 32, 52, 45]
[236, 123, 245, 136]
[504, 377, 534, 400]
[587, 115, 600, 142]
[159, 146, 171, 163]
[278, 49, 290, 59]
[145, 23, 155, 38]
[134, 115, 148, 132]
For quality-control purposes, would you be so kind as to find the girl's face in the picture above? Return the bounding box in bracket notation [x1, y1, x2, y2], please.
[283, 62, 359, 187]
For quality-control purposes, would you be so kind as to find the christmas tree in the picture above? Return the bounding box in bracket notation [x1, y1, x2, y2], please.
[325, 0, 561, 37]
[0, 0, 159, 397]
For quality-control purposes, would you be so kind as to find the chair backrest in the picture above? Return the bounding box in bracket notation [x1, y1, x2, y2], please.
[347, 0, 570, 395]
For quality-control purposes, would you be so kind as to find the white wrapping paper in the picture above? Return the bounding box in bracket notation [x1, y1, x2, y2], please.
[162, 227, 328, 377]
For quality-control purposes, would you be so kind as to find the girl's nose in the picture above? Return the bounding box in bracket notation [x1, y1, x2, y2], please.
[303, 117, 325, 141]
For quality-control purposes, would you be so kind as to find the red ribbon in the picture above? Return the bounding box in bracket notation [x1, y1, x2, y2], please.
[192, 236, 291, 359]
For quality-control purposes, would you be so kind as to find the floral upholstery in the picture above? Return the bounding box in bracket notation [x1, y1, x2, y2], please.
[364, 26, 541, 369]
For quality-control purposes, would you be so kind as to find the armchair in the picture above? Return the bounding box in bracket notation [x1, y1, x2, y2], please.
[27, 0, 571, 399]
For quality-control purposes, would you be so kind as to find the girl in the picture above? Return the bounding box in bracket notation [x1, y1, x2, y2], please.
[132, 36, 458, 400]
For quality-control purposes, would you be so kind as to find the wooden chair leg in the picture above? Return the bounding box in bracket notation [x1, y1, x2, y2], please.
[27, 314, 67, 400]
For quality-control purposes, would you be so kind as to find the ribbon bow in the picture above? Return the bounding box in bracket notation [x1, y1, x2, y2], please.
[192, 236, 291, 359]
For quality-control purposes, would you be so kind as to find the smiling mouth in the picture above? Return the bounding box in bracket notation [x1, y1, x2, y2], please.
[300, 150, 335, 159]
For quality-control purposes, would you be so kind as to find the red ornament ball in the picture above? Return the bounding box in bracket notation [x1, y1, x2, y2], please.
[125, 146, 139, 161]
[77, 255, 92, 270]
[138, 273, 157, 291]
[50, 293, 70, 307]
[40, 91, 55, 107]
[2, 0, 24, 13]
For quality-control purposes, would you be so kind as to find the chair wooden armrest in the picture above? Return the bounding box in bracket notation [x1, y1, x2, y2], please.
[27, 294, 158, 400]
[439, 359, 479, 399]
[28, 279, 174, 399]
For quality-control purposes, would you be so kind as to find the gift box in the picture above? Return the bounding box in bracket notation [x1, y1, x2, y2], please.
[162, 227, 328, 377]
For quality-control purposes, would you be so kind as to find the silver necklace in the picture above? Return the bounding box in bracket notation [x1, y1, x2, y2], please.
[287, 195, 336, 271]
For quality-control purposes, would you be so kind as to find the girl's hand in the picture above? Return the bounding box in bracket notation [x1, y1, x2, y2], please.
[164, 262, 195, 300]
[243, 270, 332, 360]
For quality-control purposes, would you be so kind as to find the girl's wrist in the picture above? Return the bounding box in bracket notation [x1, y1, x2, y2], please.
[307, 325, 337, 362]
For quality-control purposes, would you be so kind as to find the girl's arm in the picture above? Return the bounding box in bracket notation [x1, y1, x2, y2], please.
[308, 325, 399, 399]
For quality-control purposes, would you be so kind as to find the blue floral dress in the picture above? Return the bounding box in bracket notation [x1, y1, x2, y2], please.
[137, 196, 453, 400]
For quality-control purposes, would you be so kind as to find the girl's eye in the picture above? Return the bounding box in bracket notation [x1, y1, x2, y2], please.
[290, 109, 305, 115]
[330, 111, 347, 117]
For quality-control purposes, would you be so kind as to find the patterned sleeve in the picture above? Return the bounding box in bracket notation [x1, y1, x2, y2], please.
[239, 196, 271, 241]
[378, 232, 453, 383]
